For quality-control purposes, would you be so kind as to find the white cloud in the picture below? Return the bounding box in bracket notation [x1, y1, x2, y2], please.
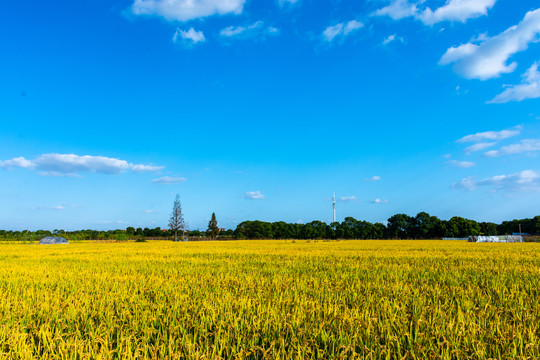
[0, 154, 163, 176]
[452, 176, 476, 190]
[374, 0, 495, 25]
[464, 142, 496, 154]
[484, 139, 540, 157]
[173, 28, 206, 44]
[131, 0, 245, 22]
[38, 171, 83, 177]
[419, 0, 496, 25]
[31, 203, 81, 211]
[453, 170, 540, 191]
[220, 21, 279, 39]
[440, 8, 540, 80]
[364, 175, 381, 182]
[131, 164, 165, 172]
[447, 160, 476, 168]
[31, 205, 65, 211]
[371, 198, 389, 204]
[0, 157, 33, 169]
[323, 20, 364, 42]
[243, 191, 265, 199]
[457, 126, 521, 143]
[152, 176, 187, 184]
[339, 196, 359, 202]
[144, 209, 158, 214]
[382, 34, 404, 45]
[373, 0, 417, 20]
[489, 63, 540, 103]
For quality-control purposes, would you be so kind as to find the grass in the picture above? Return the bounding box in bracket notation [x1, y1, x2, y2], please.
[0, 240, 539, 359]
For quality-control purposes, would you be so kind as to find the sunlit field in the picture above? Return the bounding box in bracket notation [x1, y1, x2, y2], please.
[1, 240, 539, 359]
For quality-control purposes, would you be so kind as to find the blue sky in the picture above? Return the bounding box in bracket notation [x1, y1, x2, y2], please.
[1, 0, 540, 230]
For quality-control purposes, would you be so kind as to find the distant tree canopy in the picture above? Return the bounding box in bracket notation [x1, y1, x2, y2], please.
[232, 213, 539, 240]
[0, 214, 538, 241]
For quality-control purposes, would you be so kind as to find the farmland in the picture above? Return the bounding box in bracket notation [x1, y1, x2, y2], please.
[0, 240, 539, 359]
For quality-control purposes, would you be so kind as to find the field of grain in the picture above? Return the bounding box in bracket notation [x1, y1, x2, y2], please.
[0, 240, 539, 359]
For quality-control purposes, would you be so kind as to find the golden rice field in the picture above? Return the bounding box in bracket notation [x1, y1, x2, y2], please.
[0, 240, 539, 359]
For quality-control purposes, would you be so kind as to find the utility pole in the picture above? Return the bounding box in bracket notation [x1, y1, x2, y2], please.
[519, 224, 522, 237]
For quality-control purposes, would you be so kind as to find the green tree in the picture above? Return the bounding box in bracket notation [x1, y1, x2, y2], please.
[206, 212, 220, 239]
[168, 195, 185, 241]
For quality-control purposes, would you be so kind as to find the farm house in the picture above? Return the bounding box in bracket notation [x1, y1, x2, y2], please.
[468, 235, 524, 243]
[39, 236, 69, 245]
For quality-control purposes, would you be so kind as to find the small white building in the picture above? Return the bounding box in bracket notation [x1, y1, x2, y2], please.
[468, 235, 524, 243]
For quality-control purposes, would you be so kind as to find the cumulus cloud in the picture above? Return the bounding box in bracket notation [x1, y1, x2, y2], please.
[371, 198, 389, 204]
[152, 176, 187, 184]
[173, 28, 206, 45]
[382, 34, 404, 45]
[457, 126, 521, 143]
[131, 0, 245, 22]
[447, 160, 476, 168]
[220, 21, 279, 39]
[364, 175, 381, 182]
[419, 0, 496, 25]
[489, 63, 540, 103]
[453, 170, 540, 191]
[440, 9, 540, 80]
[0, 154, 163, 176]
[374, 0, 417, 20]
[374, 0, 495, 25]
[243, 191, 265, 200]
[323, 20, 364, 42]
[484, 139, 540, 157]
[464, 142, 496, 154]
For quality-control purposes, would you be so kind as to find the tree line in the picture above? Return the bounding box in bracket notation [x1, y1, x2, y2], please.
[0, 212, 538, 242]
[233, 213, 540, 240]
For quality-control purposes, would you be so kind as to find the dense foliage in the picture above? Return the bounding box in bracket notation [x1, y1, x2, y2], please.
[0, 213, 538, 241]
[1, 240, 539, 359]
[234, 213, 540, 240]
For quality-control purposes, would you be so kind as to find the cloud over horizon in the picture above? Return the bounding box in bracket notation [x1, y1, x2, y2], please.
[339, 196, 359, 203]
[0, 154, 163, 176]
[453, 170, 540, 191]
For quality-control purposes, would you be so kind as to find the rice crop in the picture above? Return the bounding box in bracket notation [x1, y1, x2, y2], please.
[0, 240, 539, 359]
